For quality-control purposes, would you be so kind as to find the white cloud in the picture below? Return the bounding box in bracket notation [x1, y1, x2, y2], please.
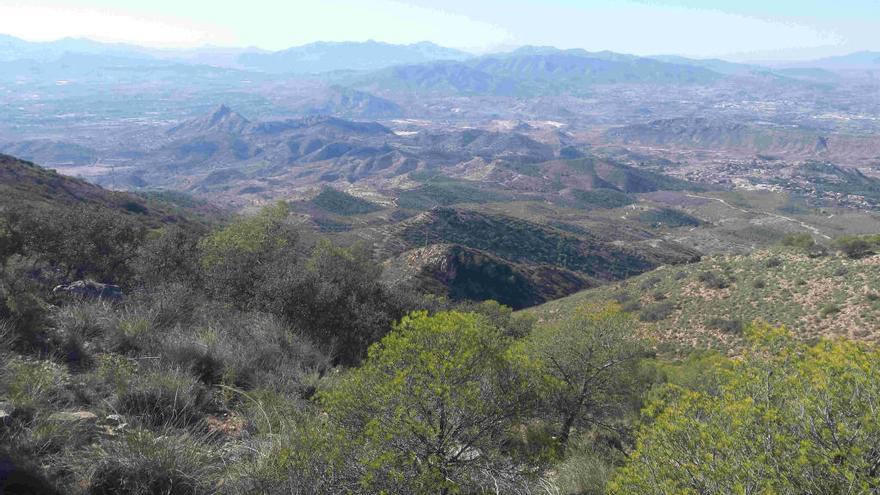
[0, 2, 234, 47]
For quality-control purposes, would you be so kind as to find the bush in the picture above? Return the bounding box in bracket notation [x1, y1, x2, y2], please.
[80, 428, 221, 495]
[640, 276, 661, 290]
[764, 257, 783, 268]
[224, 411, 352, 495]
[1, 358, 71, 409]
[115, 369, 211, 428]
[611, 325, 880, 494]
[49, 301, 119, 369]
[834, 236, 874, 259]
[819, 304, 841, 318]
[636, 208, 701, 228]
[639, 302, 675, 322]
[780, 233, 815, 250]
[612, 292, 632, 304]
[621, 300, 642, 313]
[706, 317, 744, 335]
[698, 271, 730, 290]
[555, 435, 623, 495]
[133, 226, 202, 287]
[319, 311, 536, 493]
[257, 240, 412, 366]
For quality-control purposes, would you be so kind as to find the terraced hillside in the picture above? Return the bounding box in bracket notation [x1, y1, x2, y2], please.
[530, 246, 880, 354]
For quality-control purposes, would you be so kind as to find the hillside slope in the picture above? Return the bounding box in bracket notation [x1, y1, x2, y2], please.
[0, 154, 218, 227]
[530, 247, 880, 353]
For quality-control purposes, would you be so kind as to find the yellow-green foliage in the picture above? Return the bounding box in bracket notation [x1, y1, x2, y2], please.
[2, 358, 70, 408]
[523, 304, 646, 447]
[318, 311, 535, 494]
[199, 202, 289, 268]
[610, 323, 880, 494]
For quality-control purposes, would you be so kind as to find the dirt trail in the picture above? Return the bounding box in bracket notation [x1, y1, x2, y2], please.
[684, 194, 831, 240]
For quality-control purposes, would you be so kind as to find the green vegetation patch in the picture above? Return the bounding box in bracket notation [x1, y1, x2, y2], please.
[636, 207, 702, 228]
[569, 189, 635, 209]
[310, 188, 383, 216]
[396, 177, 512, 210]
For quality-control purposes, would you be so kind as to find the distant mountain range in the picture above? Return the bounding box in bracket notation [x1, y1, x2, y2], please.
[0, 34, 469, 73]
[2, 33, 878, 75]
[782, 51, 880, 71]
[354, 47, 722, 95]
[237, 40, 471, 74]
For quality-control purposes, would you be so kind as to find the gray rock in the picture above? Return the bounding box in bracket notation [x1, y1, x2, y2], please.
[53, 280, 123, 301]
[48, 411, 99, 424]
[105, 414, 125, 425]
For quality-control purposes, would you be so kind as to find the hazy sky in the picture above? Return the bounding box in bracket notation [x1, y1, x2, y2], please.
[0, 0, 877, 60]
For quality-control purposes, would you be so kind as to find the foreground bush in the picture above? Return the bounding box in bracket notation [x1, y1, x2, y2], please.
[611, 323, 880, 494]
[77, 428, 222, 495]
[319, 311, 538, 494]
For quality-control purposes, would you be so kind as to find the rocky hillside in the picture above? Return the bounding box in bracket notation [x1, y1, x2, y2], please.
[530, 246, 880, 354]
[382, 243, 594, 309]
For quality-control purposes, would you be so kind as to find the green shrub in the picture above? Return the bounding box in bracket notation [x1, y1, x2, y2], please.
[2, 358, 70, 409]
[706, 317, 744, 335]
[698, 271, 730, 290]
[309, 188, 382, 216]
[819, 304, 841, 318]
[639, 302, 675, 322]
[115, 369, 211, 428]
[834, 236, 874, 259]
[95, 354, 137, 397]
[555, 434, 623, 495]
[764, 257, 783, 268]
[569, 189, 635, 209]
[621, 300, 642, 313]
[640, 276, 661, 290]
[79, 428, 221, 495]
[780, 233, 815, 250]
[611, 325, 880, 494]
[636, 208, 701, 228]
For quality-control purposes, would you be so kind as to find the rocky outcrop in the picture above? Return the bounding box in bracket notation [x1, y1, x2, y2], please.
[52, 280, 123, 301]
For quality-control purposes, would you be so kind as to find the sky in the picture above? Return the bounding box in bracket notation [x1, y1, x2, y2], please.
[0, 0, 877, 60]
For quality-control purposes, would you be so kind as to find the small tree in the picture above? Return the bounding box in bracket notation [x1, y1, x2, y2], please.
[199, 202, 298, 304]
[524, 304, 647, 449]
[257, 240, 408, 365]
[318, 311, 537, 494]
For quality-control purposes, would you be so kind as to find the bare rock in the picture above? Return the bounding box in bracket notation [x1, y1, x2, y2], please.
[48, 411, 99, 424]
[52, 280, 123, 301]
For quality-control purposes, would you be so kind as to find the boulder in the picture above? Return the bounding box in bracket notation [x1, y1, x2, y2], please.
[48, 411, 99, 424]
[53, 280, 123, 301]
[105, 414, 125, 425]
